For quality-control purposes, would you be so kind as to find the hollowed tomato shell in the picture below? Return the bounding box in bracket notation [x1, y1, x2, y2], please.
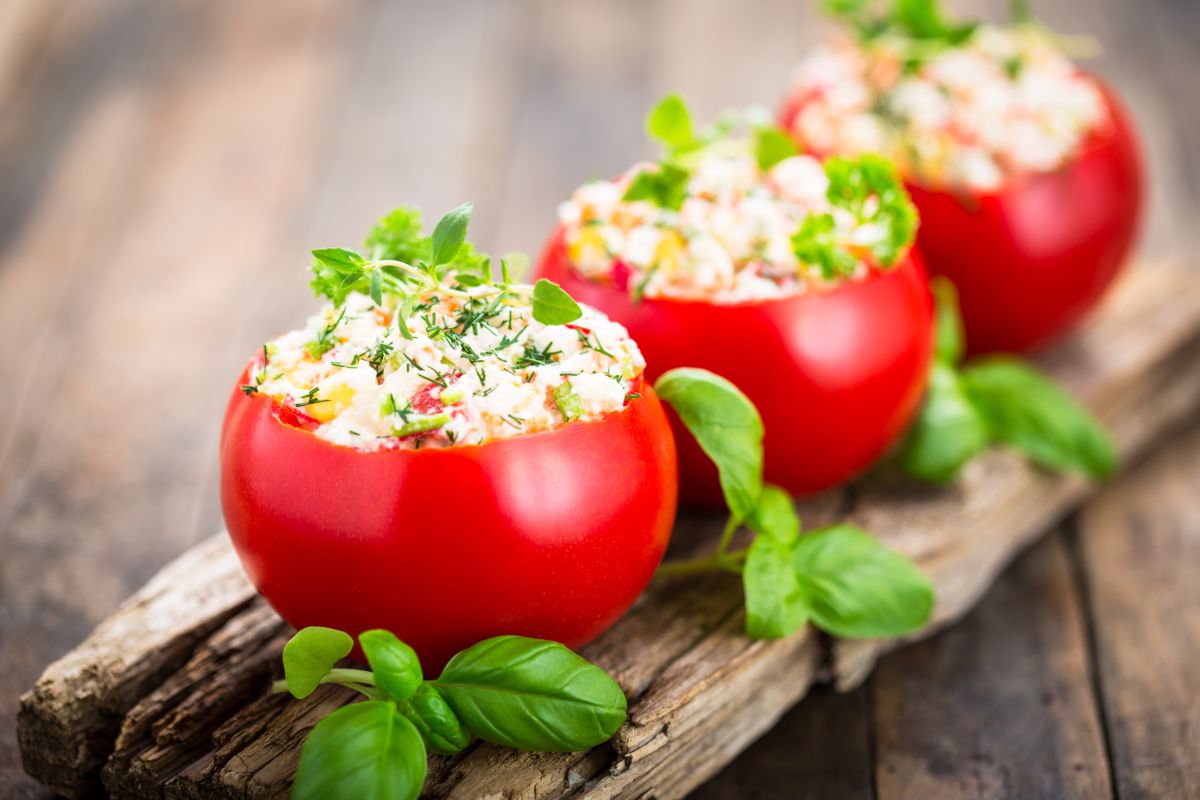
[220, 368, 677, 672]
[536, 229, 933, 503]
[780, 76, 1144, 355]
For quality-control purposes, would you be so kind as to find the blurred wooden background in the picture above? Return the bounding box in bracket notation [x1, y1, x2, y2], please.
[1, 1, 1196, 797]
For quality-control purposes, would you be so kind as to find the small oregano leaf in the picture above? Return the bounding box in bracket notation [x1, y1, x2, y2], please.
[283, 627, 353, 699]
[368, 266, 384, 307]
[292, 700, 426, 800]
[531, 278, 583, 325]
[433, 636, 627, 752]
[646, 93, 694, 152]
[430, 202, 473, 267]
[397, 683, 470, 755]
[311, 247, 367, 271]
[654, 368, 764, 521]
[931, 277, 964, 365]
[755, 125, 800, 171]
[898, 363, 990, 484]
[962, 357, 1117, 478]
[359, 630, 422, 702]
[793, 525, 934, 639]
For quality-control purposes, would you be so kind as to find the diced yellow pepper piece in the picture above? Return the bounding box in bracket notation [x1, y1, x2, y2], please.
[307, 383, 355, 423]
[653, 231, 685, 276]
[567, 227, 606, 266]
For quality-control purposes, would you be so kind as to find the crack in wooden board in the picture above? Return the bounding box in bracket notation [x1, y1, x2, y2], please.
[17, 262, 1200, 799]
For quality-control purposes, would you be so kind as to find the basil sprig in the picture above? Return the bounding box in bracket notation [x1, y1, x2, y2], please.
[280, 628, 627, 800]
[654, 368, 935, 641]
[899, 278, 1116, 483]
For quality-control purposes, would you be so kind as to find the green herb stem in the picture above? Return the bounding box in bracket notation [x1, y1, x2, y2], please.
[655, 548, 747, 578]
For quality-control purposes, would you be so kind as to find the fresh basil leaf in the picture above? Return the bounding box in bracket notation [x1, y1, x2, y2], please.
[622, 163, 691, 211]
[283, 627, 353, 699]
[755, 126, 799, 171]
[312, 247, 367, 271]
[433, 636, 627, 752]
[931, 276, 964, 366]
[793, 525, 934, 639]
[744, 535, 808, 639]
[292, 700, 426, 800]
[397, 684, 470, 755]
[962, 358, 1116, 478]
[369, 267, 383, 307]
[531, 278, 583, 325]
[430, 202, 473, 268]
[746, 484, 800, 545]
[646, 93, 694, 152]
[654, 368, 764, 521]
[898, 363, 990, 484]
[359, 630, 422, 702]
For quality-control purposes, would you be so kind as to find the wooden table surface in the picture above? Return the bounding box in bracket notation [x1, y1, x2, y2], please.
[1, 1, 1196, 798]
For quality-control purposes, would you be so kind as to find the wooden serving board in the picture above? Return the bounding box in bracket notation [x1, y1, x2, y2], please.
[18, 262, 1200, 800]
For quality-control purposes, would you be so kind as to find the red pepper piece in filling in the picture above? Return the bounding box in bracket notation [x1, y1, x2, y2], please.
[272, 400, 321, 432]
[611, 259, 633, 292]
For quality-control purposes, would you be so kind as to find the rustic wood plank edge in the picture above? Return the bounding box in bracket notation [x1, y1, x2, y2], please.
[17, 262, 1200, 799]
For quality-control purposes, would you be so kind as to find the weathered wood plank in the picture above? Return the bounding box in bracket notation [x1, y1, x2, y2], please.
[834, 263, 1200, 689]
[16, 261, 1200, 799]
[870, 532, 1112, 799]
[1075, 421, 1200, 799]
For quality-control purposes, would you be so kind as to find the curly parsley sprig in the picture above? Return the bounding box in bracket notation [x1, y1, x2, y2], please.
[308, 203, 582, 335]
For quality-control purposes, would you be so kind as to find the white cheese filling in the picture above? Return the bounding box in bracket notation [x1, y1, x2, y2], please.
[788, 26, 1109, 192]
[246, 287, 645, 451]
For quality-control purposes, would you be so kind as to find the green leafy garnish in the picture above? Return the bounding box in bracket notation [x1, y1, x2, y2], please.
[825, 0, 977, 52]
[754, 125, 800, 171]
[653, 368, 764, 522]
[622, 162, 691, 211]
[791, 155, 917, 278]
[899, 277, 1116, 483]
[432, 636, 628, 752]
[531, 278, 582, 325]
[645, 93, 696, 155]
[279, 628, 628, 800]
[429, 202, 473, 271]
[654, 368, 935, 643]
[293, 701, 426, 800]
[282, 627, 353, 699]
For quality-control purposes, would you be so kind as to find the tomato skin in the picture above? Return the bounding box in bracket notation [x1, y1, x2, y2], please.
[781, 77, 1144, 355]
[536, 229, 933, 502]
[220, 373, 677, 672]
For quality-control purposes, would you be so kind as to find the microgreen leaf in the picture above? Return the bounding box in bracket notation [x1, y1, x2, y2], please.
[961, 358, 1116, 478]
[310, 248, 370, 305]
[292, 700, 426, 800]
[654, 368, 764, 521]
[931, 276, 964, 365]
[283, 627, 354, 699]
[755, 125, 800, 171]
[430, 202, 473, 268]
[793, 524, 934, 639]
[396, 684, 470, 755]
[433, 636, 627, 752]
[622, 163, 691, 211]
[898, 363, 990, 484]
[646, 93, 695, 153]
[531, 278, 583, 325]
[359, 630, 422, 702]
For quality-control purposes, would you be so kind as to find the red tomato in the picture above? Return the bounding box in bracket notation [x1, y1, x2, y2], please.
[221, 370, 677, 672]
[781, 77, 1144, 355]
[536, 229, 933, 503]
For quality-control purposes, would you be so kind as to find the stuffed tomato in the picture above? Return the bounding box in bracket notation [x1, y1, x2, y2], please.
[781, 21, 1143, 355]
[536, 127, 932, 501]
[221, 209, 676, 671]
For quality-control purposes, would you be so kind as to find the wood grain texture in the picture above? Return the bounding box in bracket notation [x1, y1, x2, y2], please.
[16, 261, 1200, 799]
[1075, 422, 1200, 799]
